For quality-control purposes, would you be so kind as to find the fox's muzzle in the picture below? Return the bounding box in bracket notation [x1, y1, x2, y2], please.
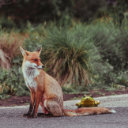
[37, 65, 45, 69]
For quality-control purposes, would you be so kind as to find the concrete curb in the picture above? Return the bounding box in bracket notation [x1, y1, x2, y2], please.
[0, 94, 128, 109]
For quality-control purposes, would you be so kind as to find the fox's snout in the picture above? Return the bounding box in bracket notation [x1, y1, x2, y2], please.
[24, 61, 44, 70]
[36, 61, 45, 69]
[37, 65, 45, 69]
[32, 62, 45, 69]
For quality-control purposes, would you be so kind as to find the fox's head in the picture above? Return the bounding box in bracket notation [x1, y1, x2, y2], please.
[20, 47, 44, 70]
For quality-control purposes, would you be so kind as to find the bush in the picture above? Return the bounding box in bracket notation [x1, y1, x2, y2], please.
[87, 20, 128, 71]
[23, 23, 102, 86]
[116, 71, 128, 87]
[0, 17, 16, 30]
[41, 24, 99, 86]
[23, 22, 46, 51]
[73, 0, 107, 21]
[23, 22, 128, 88]
[0, 0, 107, 24]
[0, 67, 29, 99]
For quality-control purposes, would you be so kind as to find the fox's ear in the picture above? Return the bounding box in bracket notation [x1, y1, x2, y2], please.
[20, 46, 29, 56]
[36, 47, 42, 55]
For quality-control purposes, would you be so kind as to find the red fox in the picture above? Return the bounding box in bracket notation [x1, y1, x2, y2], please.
[20, 47, 116, 118]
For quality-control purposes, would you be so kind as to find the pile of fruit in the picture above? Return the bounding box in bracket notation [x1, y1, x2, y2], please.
[76, 96, 100, 108]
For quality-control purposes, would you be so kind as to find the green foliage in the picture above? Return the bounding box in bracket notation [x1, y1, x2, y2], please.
[87, 20, 128, 71]
[62, 86, 76, 94]
[116, 71, 128, 87]
[62, 84, 89, 94]
[0, 0, 108, 24]
[0, 0, 127, 27]
[107, 0, 128, 26]
[23, 22, 47, 52]
[0, 67, 29, 99]
[0, 17, 16, 31]
[23, 23, 96, 86]
[73, 0, 107, 21]
[0, 19, 128, 99]
[0, 0, 74, 23]
[20, 21, 128, 89]
[42, 24, 97, 85]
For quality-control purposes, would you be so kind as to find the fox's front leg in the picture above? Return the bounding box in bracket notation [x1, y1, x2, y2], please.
[23, 90, 35, 117]
[30, 90, 42, 118]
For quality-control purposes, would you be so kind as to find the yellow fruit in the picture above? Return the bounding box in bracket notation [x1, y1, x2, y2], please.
[76, 96, 100, 108]
[76, 102, 81, 107]
[95, 100, 100, 106]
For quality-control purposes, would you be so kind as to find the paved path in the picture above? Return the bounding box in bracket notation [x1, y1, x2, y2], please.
[0, 94, 128, 128]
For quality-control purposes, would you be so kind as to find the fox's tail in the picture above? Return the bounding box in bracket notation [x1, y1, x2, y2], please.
[63, 107, 116, 117]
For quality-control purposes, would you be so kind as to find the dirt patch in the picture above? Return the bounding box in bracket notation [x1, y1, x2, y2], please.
[63, 88, 128, 100]
[0, 96, 30, 106]
[0, 89, 128, 106]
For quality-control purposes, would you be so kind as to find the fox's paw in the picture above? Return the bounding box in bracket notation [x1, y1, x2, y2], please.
[23, 113, 31, 117]
[27, 114, 37, 118]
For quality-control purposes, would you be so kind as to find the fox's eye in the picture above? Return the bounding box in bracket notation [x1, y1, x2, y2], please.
[33, 59, 38, 62]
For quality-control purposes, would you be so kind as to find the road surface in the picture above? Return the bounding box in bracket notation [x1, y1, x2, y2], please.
[0, 94, 128, 128]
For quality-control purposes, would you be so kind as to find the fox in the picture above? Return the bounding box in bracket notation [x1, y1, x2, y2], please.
[20, 46, 116, 118]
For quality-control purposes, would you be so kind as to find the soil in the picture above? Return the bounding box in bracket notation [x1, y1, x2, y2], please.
[0, 89, 128, 107]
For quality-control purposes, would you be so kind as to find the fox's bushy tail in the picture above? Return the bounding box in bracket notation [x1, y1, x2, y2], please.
[63, 107, 116, 117]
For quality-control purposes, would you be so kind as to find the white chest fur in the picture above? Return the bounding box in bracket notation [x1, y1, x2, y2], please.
[22, 61, 39, 89]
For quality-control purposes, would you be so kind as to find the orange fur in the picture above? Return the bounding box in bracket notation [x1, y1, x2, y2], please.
[20, 47, 116, 118]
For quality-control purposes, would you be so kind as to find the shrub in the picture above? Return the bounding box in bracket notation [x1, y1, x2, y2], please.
[0, 0, 107, 23]
[87, 20, 128, 71]
[23, 22, 125, 88]
[0, 67, 29, 99]
[23, 22, 46, 51]
[0, 17, 16, 30]
[116, 71, 128, 87]
[42, 24, 99, 86]
[73, 0, 107, 21]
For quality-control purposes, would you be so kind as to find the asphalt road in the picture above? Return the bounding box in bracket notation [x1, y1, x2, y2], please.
[0, 94, 128, 128]
[0, 107, 128, 128]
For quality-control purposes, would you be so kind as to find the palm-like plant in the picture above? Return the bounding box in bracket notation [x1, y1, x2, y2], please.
[43, 25, 94, 86]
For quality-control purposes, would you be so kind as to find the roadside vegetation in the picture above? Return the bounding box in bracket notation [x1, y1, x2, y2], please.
[0, 0, 128, 99]
[0, 19, 128, 99]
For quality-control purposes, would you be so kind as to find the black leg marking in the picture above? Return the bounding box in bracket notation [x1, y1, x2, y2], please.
[23, 102, 33, 117]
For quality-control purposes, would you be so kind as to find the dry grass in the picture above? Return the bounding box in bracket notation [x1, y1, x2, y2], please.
[0, 32, 28, 68]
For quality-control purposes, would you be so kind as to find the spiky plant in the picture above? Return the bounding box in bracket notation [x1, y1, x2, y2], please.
[43, 25, 95, 86]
